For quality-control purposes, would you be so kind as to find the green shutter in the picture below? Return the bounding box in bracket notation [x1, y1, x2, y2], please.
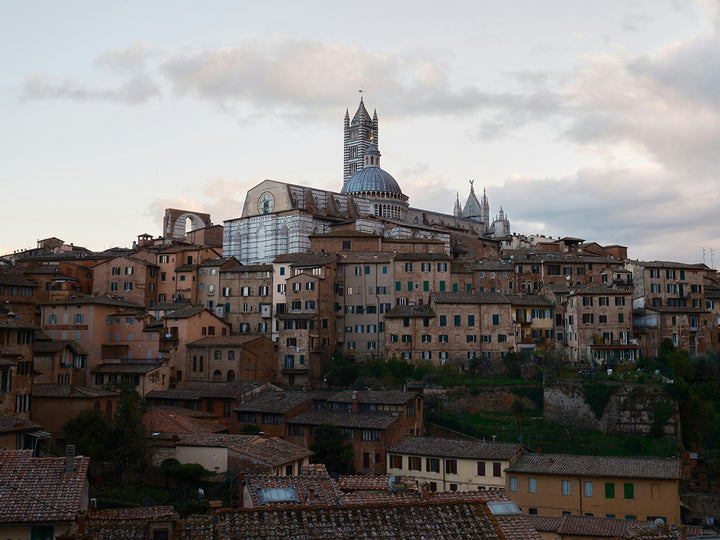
[605, 482, 615, 498]
[623, 483, 634, 499]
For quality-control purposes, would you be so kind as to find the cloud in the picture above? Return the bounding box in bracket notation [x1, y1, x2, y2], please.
[20, 73, 160, 104]
[496, 166, 720, 262]
[20, 43, 161, 104]
[94, 42, 158, 74]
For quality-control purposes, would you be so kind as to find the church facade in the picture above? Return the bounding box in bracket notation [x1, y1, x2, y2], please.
[223, 98, 511, 265]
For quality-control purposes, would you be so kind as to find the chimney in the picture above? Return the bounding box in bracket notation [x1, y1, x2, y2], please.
[351, 391, 359, 414]
[65, 444, 76, 474]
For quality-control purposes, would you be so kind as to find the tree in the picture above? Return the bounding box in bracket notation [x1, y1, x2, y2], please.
[63, 409, 114, 461]
[309, 424, 355, 475]
[239, 424, 262, 435]
[110, 382, 153, 472]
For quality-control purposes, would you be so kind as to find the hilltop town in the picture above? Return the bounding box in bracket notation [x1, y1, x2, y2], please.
[1, 99, 718, 539]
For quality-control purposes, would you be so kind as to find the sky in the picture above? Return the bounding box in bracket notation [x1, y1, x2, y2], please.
[2, 0, 720, 265]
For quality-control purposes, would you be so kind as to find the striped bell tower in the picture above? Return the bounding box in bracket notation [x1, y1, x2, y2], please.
[343, 94, 379, 185]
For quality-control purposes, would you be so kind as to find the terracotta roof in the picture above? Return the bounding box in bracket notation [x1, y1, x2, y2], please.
[235, 391, 318, 414]
[162, 304, 208, 319]
[528, 514, 701, 539]
[33, 339, 88, 355]
[187, 335, 266, 347]
[92, 362, 163, 374]
[40, 294, 144, 308]
[147, 380, 275, 401]
[322, 390, 417, 405]
[337, 251, 392, 263]
[216, 500, 504, 539]
[148, 405, 218, 419]
[433, 291, 510, 305]
[0, 414, 41, 434]
[32, 383, 117, 399]
[630, 260, 708, 270]
[505, 294, 555, 306]
[273, 253, 335, 267]
[389, 436, 524, 461]
[393, 253, 452, 261]
[197, 257, 234, 268]
[336, 474, 416, 491]
[287, 408, 401, 429]
[176, 434, 311, 467]
[243, 471, 342, 507]
[0, 315, 38, 330]
[143, 409, 226, 436]
[507, 453, 681, 480]
[90, 506, 178, 520]
[384, 305, 435, 318]
[0, 449, 89, 523]
[569, 285, 633, 296]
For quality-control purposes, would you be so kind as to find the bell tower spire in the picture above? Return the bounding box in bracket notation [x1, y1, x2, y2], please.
[343, 92, 378, 185]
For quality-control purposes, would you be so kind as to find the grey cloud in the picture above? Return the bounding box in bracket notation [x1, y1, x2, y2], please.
[95, 43, 158, 74]
[20, 73, 160, 104]
[495, 167, 720, 261]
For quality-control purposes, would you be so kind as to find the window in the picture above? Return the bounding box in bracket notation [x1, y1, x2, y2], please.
[468, 315, 475, 326]
[618, 313, 624, 323]
[509, 477, 517, 492]
[466, 334, 477, 343]
[605, 482, 615, 498]
[409, 456, 422, 471]
[438, 262, 447, 272]
[361, 429, 381, 441]
[529, 478, 537, 493]
[562, 480, 571, 495]
[445, 459, 458, 474]
[454, 315, 461, 326]
[492, 314, 499, 325]
[390, 455, 403, 469]
[624, 483, 634, 499]
[477, 462, 486, 476]
[73, 314, 83, 323]
[439, 315, 447, 327]
[405, 262, 413, 272]
[124, 282, 133, 291]
[584, 481, 593, 497]
[493, 462, 501, 477]
[421, 262, 431, 272]
[426, 458, 440, 473]
[439, 334, 448, 343]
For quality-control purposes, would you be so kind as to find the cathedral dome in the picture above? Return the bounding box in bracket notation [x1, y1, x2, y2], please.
[341, 166, 404, 196]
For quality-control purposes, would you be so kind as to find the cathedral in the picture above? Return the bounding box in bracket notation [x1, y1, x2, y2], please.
[223, 98, 511, 264]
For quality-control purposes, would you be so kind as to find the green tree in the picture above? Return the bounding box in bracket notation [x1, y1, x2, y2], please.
[239, 424, 262, 435]
[309, 424, 355, 475]
[110, 382, 153, 471]
[63, 409, 114, 461]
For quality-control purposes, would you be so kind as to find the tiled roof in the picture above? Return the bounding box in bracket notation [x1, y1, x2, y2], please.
[0, 315, 38, 330]
[287, 408, 400, 429]
[630, 260, 708, 270]
[33, 339, 88, 355]
[528, 514, 702, 539]
[162, 304, 208, 319]
[235, 391, 318, 414]
[569, 285, 633, 296]
[187, 335, 266, 347]
[174, 263, 198, 272]
[92, 362, 163, 374]
[143, 409, 226, 436]
[273, 253, 335, 267]
[337, 251, 392, 263]
[322, 390, 417, 405]
[393, 253, 452, 261]
[220, 500, 504, 539]
[197, 257, 234, 268]
[244, 471, 342, 507]
[389, 436, 524, 460]
[40, 294, 144, 309]
[32, 383, 117, 399]
[0, 449, 89, 523]
[433, 291, 510, 304]
[0, 272, 37, 287]
[148, 405, 218, 419]
[336, 474, 416, 491]
[384, 305, 435, 318]
[507, 453, 681, 480]
[90, 506, 178, 520]
[309, 230, 381, 238]
[646, 306, 709, 314]
[0, 414, 41, 433]
[505, 294, 555, 306]
[176, 434, 312, 467]
[147, 380, 275, 401]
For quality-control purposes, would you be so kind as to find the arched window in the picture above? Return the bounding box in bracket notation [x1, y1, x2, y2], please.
[228, 350, 236, 361]
[93, 401, 101, 411]
[214, 350, 222, 361]
[227, 370, 235, 382]
[213, 370, 222, 382]
[105, 401, 113, 419]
